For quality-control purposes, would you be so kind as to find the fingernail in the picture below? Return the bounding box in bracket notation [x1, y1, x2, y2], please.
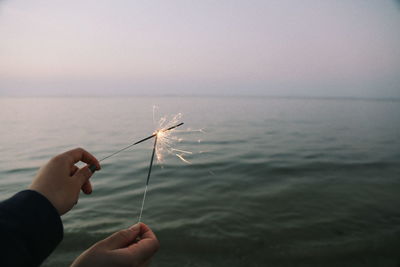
[129, 223, 140, 231]
[89, 165, 97, 173]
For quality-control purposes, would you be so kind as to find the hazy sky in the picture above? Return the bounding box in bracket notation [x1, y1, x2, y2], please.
[1, 0, 399, 97]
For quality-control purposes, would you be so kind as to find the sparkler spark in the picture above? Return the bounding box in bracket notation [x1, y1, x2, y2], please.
[88, 121, 184, 173]
[151, 112, 193, 164]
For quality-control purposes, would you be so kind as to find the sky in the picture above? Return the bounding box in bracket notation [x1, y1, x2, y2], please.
[0, 0, 400, 98]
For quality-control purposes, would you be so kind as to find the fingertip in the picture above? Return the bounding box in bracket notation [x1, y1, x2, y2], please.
[89, 165, 97, 173]
[83, 187, 92, 194]
[81, 178, 93, 194]
[140, 224, 158, 241]
[126, 229, 160, 262]
[129, 223, 141, 232]
[82, 188, 90, 195]
[138, 222, 149, 232]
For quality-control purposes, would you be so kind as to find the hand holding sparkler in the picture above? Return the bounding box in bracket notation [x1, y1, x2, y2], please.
[71, 222, 159, 267]
[30, 148, 101, 215]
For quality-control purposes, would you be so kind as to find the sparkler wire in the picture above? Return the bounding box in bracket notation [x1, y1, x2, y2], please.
[85, 121, 183, 223]
[138, 134, 158, 223]
[146, 134, 158, 186]
[88, 122, 183, 173]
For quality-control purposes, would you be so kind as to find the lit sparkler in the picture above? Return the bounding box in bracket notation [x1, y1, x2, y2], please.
[137, 113, 190, 222]
[87, 110, 198, 223]
[87, 117, 184, 223]
[88, 122, 183, 173]
[152, 112, 193, 164]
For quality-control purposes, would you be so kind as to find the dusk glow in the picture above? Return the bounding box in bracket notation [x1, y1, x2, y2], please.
[1, 0, 399, 97]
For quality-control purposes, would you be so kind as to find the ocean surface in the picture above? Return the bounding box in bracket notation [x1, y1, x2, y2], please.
[0, 96, 399, 267]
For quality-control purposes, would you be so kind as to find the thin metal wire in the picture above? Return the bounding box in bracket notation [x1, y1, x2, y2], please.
[98, 134, 155, 162]
[137, 185, 148, 223]
[98, 122, 183, 162]
[138, 134, 158, 223]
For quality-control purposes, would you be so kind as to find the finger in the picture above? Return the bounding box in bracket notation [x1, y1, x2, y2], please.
[62, 148, 101, 170]
[124, 223, 160, 262]
[81, 180, 92, 194]
[97, 224, 141, 250]
[89, 164, 98, 173]
[70, 165, 79, 176]
[124, 237, 160, 263]
[72, 165, 93, 186]
[138, 223, 158, 241]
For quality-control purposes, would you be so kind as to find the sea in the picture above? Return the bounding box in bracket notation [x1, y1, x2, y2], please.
[0, 96, 399, 267]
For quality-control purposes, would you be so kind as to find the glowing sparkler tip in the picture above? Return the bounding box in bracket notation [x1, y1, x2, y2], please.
[156, 130, 164, 138]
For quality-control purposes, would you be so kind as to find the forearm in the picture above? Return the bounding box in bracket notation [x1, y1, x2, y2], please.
[0, 190, 64, 266]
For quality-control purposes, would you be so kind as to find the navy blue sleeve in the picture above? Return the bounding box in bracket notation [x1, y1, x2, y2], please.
[0, 190, 64, 267]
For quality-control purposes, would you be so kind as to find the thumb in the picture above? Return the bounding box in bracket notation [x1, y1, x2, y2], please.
[97, 224, 141, 250]
[72, 165, 93, 186]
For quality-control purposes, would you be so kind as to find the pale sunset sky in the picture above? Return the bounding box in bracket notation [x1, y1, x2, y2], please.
[0, 0, 399, 98]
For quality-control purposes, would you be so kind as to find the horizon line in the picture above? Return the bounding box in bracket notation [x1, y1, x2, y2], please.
[1, 94, 399, 102]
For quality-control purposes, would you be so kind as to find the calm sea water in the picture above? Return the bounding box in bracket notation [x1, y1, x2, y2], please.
[0, 96, 399, 266]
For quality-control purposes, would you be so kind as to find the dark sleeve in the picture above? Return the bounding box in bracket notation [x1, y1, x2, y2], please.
[0, 190, 64, 267]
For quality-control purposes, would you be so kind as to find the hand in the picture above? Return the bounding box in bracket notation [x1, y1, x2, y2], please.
[71, 223, 160, 267]
[30, 148, 101, 215]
